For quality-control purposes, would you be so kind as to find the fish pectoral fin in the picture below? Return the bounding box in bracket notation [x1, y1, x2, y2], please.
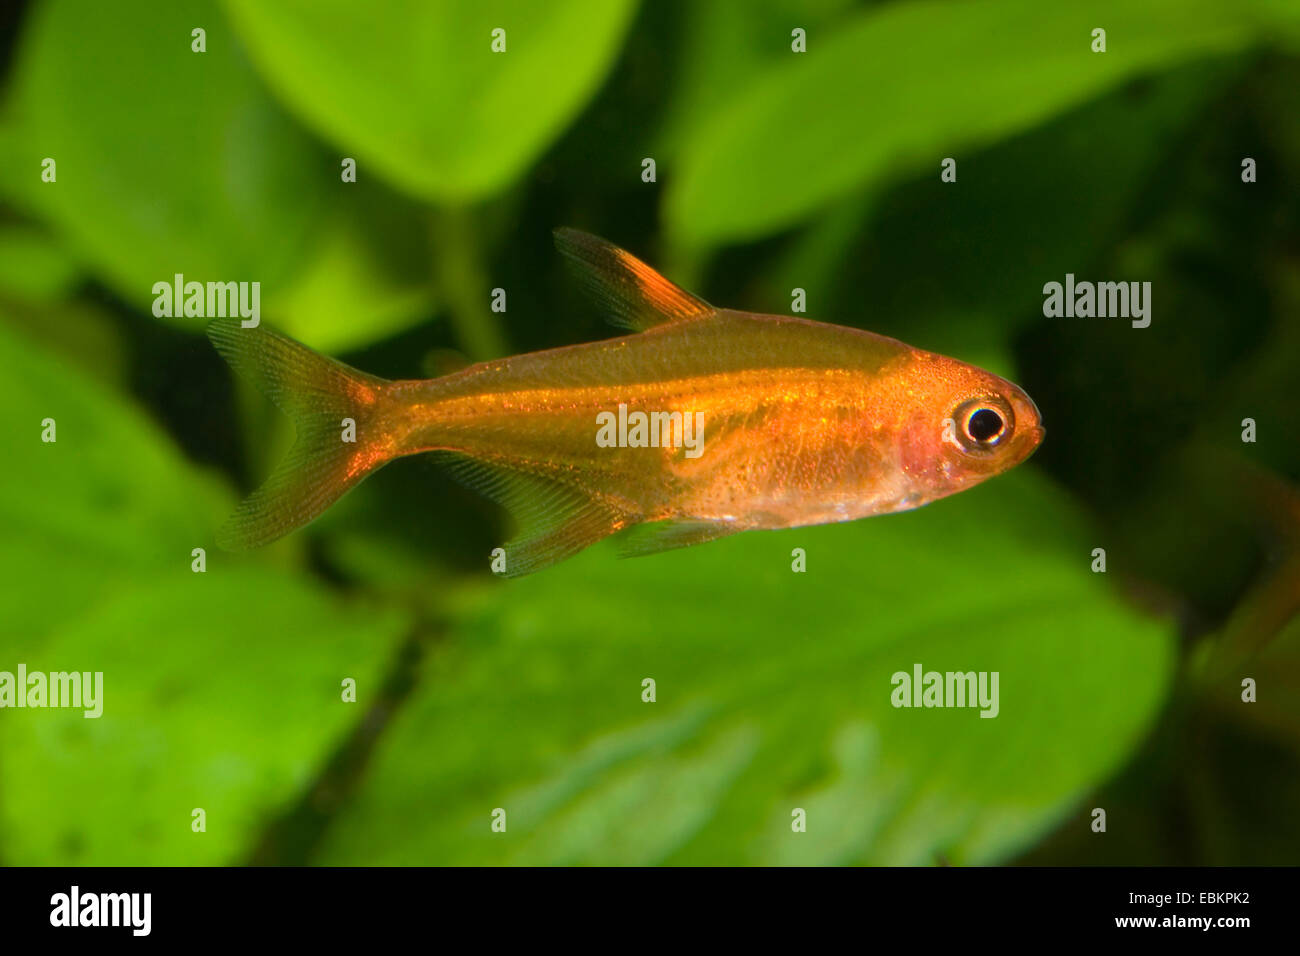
[615, 519, 739, 558]
[554, 227, 713, 331]
[432, 452, 631, 578]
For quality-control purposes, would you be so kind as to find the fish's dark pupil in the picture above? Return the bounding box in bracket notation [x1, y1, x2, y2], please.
[967, 408, 1004, 443]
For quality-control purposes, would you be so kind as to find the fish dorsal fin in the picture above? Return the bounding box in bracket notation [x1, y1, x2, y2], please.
[554, 227, 713, 331]
[432, 451, 631, 578]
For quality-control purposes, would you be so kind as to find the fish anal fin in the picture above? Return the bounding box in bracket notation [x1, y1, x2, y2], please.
[432, 452, 631, 578]
[554, 227, 713, 331]
[616, 519, 738, 558]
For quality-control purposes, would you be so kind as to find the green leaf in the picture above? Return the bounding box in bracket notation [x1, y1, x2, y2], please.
[656, 0, 856, 159]
[0, 224, 82, 304]
[318, 470, 1174, 864]
[0, 319, 408, 863]
[5, 0, 329, 318]
[0, 321, 225, 653]
[666, 0, 1300, 246]
[754, 60, 1233, 355]
[0, 570, 406, 865]
[270, 180, 437, 353]
[221, 0, 639, 202]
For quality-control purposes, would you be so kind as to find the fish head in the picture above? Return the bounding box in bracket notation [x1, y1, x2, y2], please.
[896, 353, 1044, 503]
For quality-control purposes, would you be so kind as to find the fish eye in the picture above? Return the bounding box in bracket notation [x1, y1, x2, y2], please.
[967, 408, 1004, 443]
[953, 398, 1012, 453]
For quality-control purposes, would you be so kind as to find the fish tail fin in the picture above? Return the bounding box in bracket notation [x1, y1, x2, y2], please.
[207, 320, 396, 550]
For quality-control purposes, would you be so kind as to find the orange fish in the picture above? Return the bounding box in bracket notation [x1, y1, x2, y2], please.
[209, 229, 1043, 576]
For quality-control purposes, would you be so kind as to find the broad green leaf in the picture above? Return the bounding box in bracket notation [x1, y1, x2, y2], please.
[753, 60, 1233, 354]
[667, 0, 1300, 246]
[656, 0, 857, 159]
[319, 470, 1174, 865]
[271, 180, 437, 353]
[0, 320, 225, 652]
[5, 0, 330, 319]
[0, 223, 81, 304]
[0, 570, 406, 865]
[221, 0, 639, 202]
[0, 318, 408, 863]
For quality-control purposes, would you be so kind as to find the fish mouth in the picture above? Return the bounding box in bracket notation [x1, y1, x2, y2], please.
[1017, 425, 1046, 463]
[994, 422, 1044, 470]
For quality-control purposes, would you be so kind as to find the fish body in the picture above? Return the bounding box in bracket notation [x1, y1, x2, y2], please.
[209, 229, 1043, 576]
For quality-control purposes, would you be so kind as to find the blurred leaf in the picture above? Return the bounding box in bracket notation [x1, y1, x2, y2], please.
[1208, 613, 1300, 748]
[0, 320, 225, 653]
[222, 0, 639, 202]
[760, 60, 1234, 354]
[667, 0, 1300, 246]
[318, 470, 1174, 864]
[274, 225, 434, 353]
[0, 318, 408, 863]
[270, 180, 437, 353]
[4, 0, 329, 320]
[656, 0, 856, 159]
[1, 298, 127, 390]
[0, 223, 81, 303]
[0, 570, 406, 865]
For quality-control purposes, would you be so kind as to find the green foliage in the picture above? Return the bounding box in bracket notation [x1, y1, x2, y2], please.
[666, 0, 1300, 246]
[0, 0, 1293, 866]
[0, 321, 408, 864]
[4, 0, 440, 351]
[320, 472, 1172, 864]
[5, 0, 327, 316]
[0, 321, 224, 652]
[0, 570, 405, 865]
[0, 222, 80, 304]
[221, 0, 639, 202]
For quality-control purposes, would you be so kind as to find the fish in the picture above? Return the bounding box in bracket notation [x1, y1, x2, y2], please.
[208, 228, 1044, 577]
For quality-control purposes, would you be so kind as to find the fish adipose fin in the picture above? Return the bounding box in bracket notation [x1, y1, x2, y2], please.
[616, 519, 739, 558]
[207, 320, 394, 550]
[554, 227, 713, 331]
[433, 452, 632, 578]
